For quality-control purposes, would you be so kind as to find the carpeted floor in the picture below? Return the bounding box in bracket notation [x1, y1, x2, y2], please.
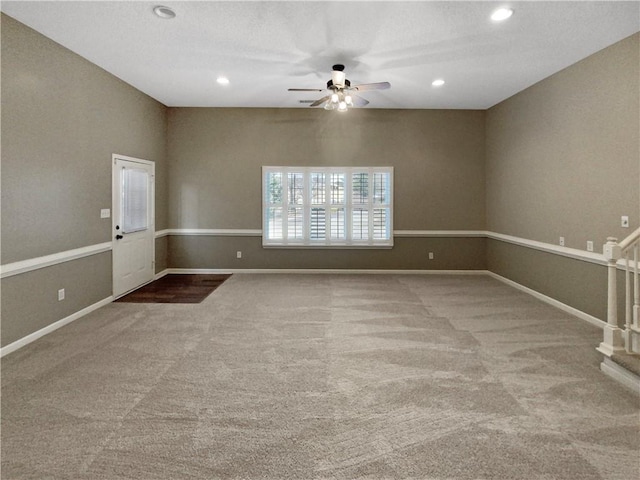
[1, 274, 638, 479]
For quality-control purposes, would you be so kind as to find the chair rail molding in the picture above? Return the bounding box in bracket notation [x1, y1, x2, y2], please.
[0, 242, 112, 279]
[4, 230, 632, 279]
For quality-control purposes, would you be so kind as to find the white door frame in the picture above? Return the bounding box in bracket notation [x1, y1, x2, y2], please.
[112, 153, 155, 298]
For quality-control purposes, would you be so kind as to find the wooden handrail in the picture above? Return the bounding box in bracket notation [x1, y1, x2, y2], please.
[619, 226, 640, 252]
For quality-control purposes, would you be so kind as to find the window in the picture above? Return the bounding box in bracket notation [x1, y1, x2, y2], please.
[121, 167, 149, 233]
[263, 167, 393, 247]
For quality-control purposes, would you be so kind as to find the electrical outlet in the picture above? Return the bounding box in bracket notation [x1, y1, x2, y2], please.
[428, 252, 434, 260]
[58, 288, 65, 301]
[586, 241, 594, 252]
[559, 237, 565, 247]
[236, 251, 242, 259]
[621, 215, 629, 228]
[100, 208, 111, 219]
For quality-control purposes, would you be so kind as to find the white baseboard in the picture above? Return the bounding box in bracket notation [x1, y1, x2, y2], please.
[601, 357, 640, 394]
[167, 268, 605, 330]
[154, 269, 169, 280]
[486, 271, 606, 329]
[1, 269, 605, 358]
[164, 268, 489, 275]
[0, 296, 113, 358]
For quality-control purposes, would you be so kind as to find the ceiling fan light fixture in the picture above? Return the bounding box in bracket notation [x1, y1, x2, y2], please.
[289, 64, 389, 111]
[153, 5, 176, 19]
[491, 8, 513, 21]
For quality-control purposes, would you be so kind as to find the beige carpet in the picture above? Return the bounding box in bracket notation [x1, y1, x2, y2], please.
[2, 274, 638, 479]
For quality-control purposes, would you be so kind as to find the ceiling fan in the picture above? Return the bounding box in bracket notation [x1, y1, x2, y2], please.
[288, 64, 390, 111]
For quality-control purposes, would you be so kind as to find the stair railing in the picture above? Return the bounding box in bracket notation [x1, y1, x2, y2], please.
[598, 226, 640, 357]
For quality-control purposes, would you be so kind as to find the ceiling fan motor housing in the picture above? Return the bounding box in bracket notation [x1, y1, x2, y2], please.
[327, 78, 351, 90]
[330, 64, 348, 89]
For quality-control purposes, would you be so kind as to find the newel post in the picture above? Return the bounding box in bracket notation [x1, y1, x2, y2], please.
[598, 237, 625, 357]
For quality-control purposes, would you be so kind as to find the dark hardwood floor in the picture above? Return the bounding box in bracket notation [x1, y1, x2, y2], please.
[115, 274, 231, 303]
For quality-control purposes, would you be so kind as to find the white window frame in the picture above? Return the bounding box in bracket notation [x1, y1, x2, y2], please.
[262, 166, 393, 248]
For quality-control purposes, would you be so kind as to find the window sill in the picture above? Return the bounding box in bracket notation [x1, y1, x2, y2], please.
[262, 243, 393, 249]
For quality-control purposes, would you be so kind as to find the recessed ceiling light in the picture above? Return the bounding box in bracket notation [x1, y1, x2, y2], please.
[491, 8, 513, 22]
[216, 76, 230, 85]
[153, 5, 176, 19]
[432, 79, 445, 87]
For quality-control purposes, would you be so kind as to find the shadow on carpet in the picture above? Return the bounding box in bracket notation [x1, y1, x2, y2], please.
[115, 274, 231, 303]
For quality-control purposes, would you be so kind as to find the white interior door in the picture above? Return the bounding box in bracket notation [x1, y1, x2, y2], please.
[112, 154, 155, 298]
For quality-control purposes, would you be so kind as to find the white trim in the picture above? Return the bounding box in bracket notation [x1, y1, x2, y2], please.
[0, 242, 112, 279]
[153, 229, 613, 266]
[486, 271, 606, 329]
[0, 296, 113, 358]
[601, 357, 640, 393]
[149, 228, 618, 269]
[262, 166, 394, 248]
[159, 268, 608, 330]
[0, 268, 608, 358]
[618, 226, 640, 252]
[112, 154, 155, 298]
[165, 268, 488, 276]
[3, 230, 630, 280]
[112, 153, 155, 166]
[157, 229, 262, 237]
[262, 245, 394, 250]
[154, 268, 169, 280]
[487, 231, 606, 266]
[394, 230, 486, 237]
[157, 229, 487, 238]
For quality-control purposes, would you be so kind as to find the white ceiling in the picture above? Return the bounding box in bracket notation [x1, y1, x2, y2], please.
[2, 1, 639, 109]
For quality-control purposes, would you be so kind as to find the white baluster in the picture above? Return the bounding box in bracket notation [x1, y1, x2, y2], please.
[598, 237, 625, 357]
[625, 251, 631, 352]
[633, 243, 640, 353]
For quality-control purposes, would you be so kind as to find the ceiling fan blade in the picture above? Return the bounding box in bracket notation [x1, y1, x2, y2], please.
[350, 82, 391, 92]
[288, 88, 324, 92]
[310, 95, 331, 107]
[350, 94, 369, 107]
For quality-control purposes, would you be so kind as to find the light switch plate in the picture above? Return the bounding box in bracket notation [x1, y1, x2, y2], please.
[621, 216, 629, 228]
[100, 209, 111, 219]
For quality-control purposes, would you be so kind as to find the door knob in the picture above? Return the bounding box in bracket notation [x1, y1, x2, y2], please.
[115, 234, 123, 240]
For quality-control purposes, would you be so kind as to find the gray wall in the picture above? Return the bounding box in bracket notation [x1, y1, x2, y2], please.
[166, 107, 486, 270]
[168, 236, 486, 271]
[2, 13, 638, 348]
[168, 108, 486, 231]
[487, 240, 627, 321]
[1, 14, 168, 347]
[486, 33, 640, 319]
[486, 33, 639, 248]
